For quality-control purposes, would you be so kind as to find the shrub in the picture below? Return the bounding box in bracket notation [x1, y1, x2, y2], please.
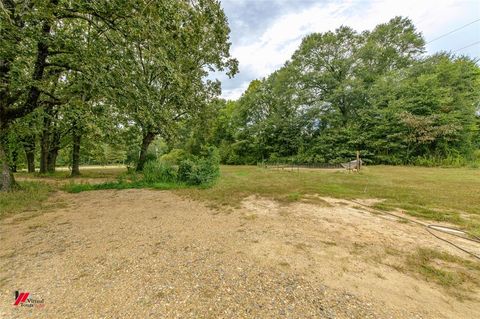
[141, 146, 220, 186]
[177, 158, 198, 184]
[144, 152, 158, 163]
[143, 161, 178, 183]
[177, 147, 220, 185]
[413, 155, 468, 167]
[160, 149, 187, 165]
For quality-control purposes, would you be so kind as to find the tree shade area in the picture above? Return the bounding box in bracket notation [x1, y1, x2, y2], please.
[0, 3, 479, 193]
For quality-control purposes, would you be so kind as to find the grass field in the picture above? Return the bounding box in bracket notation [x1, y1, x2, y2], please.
[179, 165, 480, 235]
[3, 165, 480, 234]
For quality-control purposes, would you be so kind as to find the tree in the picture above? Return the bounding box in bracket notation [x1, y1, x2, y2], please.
[0, 0, 134, 190]
[101, 0, 237, 171]
[365, 54, 480, 163]
[291, 26, 364, 123]
[210, 17, 480, 166]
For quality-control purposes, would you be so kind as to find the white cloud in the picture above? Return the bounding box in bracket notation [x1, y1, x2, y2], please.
[221, 0, 480, 99]
[221, 82, 250, 100]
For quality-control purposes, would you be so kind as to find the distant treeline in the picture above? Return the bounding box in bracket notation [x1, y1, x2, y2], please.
[194, 17, 480, 166]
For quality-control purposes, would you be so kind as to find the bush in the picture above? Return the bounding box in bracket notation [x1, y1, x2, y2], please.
[177, 158, 197, 184]
[178, 147, 220, 185]
[412, 155, 468, 167]
[144, 152, 158, 163]
[142, 146, 220, 186]
[143, 161, 178, 183]
[160, 149, 187, 165]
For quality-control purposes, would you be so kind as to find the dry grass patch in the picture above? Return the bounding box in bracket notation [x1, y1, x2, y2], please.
[405, 248, 480, 295]
[242, 213, 258, 221]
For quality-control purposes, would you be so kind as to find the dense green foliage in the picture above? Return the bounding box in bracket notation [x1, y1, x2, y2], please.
[203, 18, 480, 165]
[144, 161, 178, 184]
[0, 0, 236, 191]
[144, 146, 220, 185]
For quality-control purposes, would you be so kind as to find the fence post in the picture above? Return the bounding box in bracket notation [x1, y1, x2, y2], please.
[356, 150, 360, 171]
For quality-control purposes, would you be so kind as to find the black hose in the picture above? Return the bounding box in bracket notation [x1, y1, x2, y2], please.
[349, 199, 480, 260]
[425, 226, 480, 260]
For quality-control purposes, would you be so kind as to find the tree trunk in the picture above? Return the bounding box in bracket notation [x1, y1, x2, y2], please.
[24, 137, 36, 173]
[47, 150, 58, 173]
[136, 131, 155, 172]
[40, 131, 60, 174]
[40, 128, 49, 174]
[10, 148, 17, 172]
[22, 135, 36, 173]
[21, 16, 54, 119]
[47, 130, 60, 173]
[0, 129, 16, 191]
[71, 125, 81, 177]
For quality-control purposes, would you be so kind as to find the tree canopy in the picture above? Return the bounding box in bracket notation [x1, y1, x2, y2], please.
[0, 0, 237, 191]
[205, 17, 480, 166]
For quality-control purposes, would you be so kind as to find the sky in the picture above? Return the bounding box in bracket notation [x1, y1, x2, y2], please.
[214, 0, 480, 100]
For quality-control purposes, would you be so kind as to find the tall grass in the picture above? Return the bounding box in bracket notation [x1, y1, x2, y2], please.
[0, 182, 51, 219]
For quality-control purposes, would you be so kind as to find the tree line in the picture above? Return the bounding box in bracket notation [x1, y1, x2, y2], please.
[202, 17, 480, 166]
[0, 0, 237, 191]
[2, 7, 479, 193]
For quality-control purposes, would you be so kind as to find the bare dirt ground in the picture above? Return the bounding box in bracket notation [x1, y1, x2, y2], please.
[1, 189, 479, 318]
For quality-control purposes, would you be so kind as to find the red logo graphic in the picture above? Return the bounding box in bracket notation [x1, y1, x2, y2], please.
[13, 290, 44, 308]
[14, 291, 30, 306]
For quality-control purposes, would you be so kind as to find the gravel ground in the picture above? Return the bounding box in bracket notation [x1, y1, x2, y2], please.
[0, 189, 478, 318]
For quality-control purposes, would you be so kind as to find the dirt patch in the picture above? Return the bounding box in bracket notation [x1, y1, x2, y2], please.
[242, 195, 281, 217]
[0, 190, 479, 318]
[240, 194, 480, 315]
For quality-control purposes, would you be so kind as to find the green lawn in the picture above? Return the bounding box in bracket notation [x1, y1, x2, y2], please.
[3, 165, 480, 234]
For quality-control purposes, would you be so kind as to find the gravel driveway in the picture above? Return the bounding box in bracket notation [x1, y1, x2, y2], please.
[0, 189, 478, 318]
